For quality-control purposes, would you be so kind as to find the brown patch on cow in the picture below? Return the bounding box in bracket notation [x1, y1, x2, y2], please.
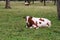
[39, 22, 41, 24]
[36, 21, 38, 27]
[27, 16, 38, 27]
[47, 23, 49, 26]
[39, 18, 44, 22]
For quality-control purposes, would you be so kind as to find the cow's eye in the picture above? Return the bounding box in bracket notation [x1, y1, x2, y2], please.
[39, 22, 41, 24]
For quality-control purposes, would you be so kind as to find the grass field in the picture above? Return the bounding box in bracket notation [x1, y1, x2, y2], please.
[0, 1, 60, 40]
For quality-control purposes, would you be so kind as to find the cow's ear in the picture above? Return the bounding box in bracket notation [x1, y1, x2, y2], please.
[30, 16, 32, 18]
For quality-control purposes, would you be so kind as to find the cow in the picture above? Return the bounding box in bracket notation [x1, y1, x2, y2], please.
[24, 16, 51, 29]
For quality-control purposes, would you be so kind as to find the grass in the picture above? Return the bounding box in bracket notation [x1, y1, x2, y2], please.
[0, 1, 60, 40]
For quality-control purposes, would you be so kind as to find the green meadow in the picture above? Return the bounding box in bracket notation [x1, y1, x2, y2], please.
[0, 1, 60, 40]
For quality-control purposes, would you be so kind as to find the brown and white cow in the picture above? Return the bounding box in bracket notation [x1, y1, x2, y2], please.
[24, 16, 51, 29]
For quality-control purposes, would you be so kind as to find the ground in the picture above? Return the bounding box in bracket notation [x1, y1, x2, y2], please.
[0, 1, 60, 40]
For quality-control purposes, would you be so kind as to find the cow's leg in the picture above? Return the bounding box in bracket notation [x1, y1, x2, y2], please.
[29, 27, 33, 29]
[26, 23, 29, 28]
[36, 27, 39, 29]
[32, 25, 39, 29]
[26, 23, 33, 28]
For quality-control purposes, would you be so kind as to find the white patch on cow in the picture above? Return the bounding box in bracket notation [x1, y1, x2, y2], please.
[26, 16, 30, 24]
[32, 24, 36, 28]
